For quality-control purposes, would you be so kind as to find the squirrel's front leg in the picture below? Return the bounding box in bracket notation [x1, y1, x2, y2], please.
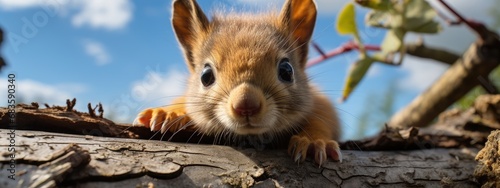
[133, 97, 192, 133]
[288, 94, 342, 166]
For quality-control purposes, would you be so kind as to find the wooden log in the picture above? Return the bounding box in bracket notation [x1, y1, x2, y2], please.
[474, 130, 500, 187]
[0, 129, 480, 187]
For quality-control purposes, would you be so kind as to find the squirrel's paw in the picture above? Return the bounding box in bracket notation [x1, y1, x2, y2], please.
[288, 135, 342, 166]
[133, 107, 191, 133]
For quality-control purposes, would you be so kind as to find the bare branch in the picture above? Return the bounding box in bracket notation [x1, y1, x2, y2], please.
[405, 40, 460, 65]
[437, 0, 490, 39]
[388, 37, 500, 128]
[306, 41, 380, 68]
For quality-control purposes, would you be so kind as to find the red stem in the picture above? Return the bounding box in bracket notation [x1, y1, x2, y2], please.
[306, 41, 381, 68]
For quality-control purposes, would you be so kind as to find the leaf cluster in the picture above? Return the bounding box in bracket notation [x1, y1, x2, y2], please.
[337, 0, 441, 100]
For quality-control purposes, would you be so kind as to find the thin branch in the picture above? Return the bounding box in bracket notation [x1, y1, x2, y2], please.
[311, 41, 327, 59]
[435, 7, 461, 25]
[437, 0, 489, 39]
[306, 41, 381, 68]
[404, 40, 499, 93]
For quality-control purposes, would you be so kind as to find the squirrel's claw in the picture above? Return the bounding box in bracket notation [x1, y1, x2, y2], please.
[288, 135, 342, 166]
[134, 107, 192, 133]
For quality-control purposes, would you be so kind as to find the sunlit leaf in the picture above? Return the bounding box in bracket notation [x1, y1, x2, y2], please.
[371, 52, 390, 63]
[406, 19, 441, 33]
[342, 56, 375, 101]
[355, 0, 393, 11]
[404, 0, 441, 33]
[381, 28, 405, 53]
[405, 0, 436, 21]
[336, 3, 358, 35]
[365, 10, 391, 28]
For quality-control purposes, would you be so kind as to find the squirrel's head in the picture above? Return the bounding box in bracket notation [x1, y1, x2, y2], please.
[172, 0, 317, 136]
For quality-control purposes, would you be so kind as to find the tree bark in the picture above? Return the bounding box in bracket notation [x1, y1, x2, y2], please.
[474, 130, 500, 187]
[0, 129, 480, 188]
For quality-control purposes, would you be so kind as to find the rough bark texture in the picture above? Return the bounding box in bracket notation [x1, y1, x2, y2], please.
[0, 129, 480, 188]
[388, 35, 500, 128]
[474, 130, 500, 188]
[3, 95, 500, 187]
[344, 95, 500, 152]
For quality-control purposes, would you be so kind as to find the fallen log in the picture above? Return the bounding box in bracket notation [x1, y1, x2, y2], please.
[2, 96, 496, 187]
[0, 129, 480, 187]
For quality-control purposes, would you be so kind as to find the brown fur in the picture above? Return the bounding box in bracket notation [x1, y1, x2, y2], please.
[135, 0, 342, 165]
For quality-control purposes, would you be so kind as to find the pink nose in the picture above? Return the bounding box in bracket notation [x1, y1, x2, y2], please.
[233, 99, 261, 116]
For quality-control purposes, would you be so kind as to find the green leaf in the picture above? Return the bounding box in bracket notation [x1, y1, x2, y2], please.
[405, 0, 436, 21]
[355, 0, 393, 11]
[342, 56, 375, 101]
[336, 3, 358, 35]
[365, 10, 391, 28]
[405, 18, 441, 33]
[403, 0, 441, 33]
[381, 28, 406, 53]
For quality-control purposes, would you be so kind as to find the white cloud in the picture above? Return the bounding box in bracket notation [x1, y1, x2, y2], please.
[0, 0, 68, 10]
[232, 0, 284, 9]
[105, 68, 186, 123]
[0, 79, 86, 106]
[0, 0, 132, 30]
[397, 56, 448, 91]
[83, 39, 111, 65]
[233, 0, 347, 15]
[236, 0, 280, 5]
[0, 0, 43, 9]
[72, 0, 133, 30]
[131, 69, 187, 108]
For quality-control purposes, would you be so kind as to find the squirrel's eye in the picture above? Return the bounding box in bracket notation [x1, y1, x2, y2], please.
[278, 58, 294, 83]
[201, 64, 215, 87]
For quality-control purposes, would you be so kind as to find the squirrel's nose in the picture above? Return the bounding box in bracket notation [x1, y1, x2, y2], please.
[233, 98, 261, 116]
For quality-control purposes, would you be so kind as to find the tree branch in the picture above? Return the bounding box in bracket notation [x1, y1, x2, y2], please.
[388, 35, 500, 128]
[437, 0, 491, 40]
[306, 41, 380, 68]
[405, 40, 460, 65]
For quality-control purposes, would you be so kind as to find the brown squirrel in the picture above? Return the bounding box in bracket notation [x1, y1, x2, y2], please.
[134, 0, 341, 166]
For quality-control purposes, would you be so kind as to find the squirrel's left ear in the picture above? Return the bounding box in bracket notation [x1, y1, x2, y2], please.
[279, 0, 317, 67]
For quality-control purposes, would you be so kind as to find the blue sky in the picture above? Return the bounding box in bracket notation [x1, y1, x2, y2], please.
[0, 0, 496, 140]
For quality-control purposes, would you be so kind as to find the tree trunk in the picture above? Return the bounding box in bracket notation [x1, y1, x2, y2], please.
[0, 129, 480, 188]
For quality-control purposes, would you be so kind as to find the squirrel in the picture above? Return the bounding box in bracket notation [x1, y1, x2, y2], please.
[133, 0, 342, 166]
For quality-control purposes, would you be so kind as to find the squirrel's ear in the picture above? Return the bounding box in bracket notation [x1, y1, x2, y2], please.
[172, 0, 209, 71]
[279, 0, 317, 66]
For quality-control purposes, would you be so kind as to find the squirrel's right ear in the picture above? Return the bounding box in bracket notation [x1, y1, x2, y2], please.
[172, 0, 209, 71]
[279, 0, 316, 68]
